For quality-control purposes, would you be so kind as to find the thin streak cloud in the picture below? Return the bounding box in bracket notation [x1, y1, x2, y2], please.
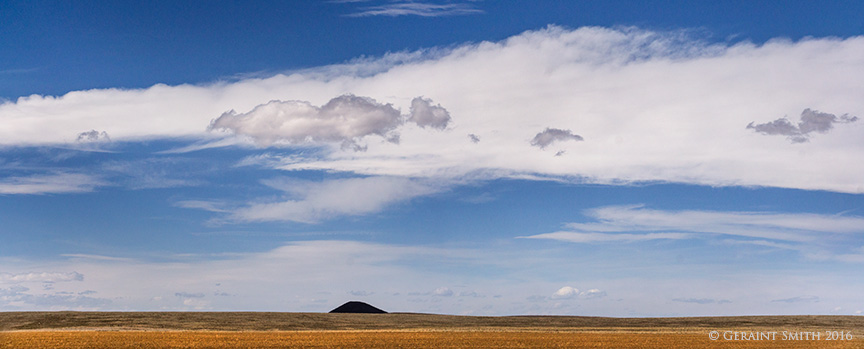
[346, 1, 483, 17]
[0, 173, 105, 195]
[520, 205, 864, 262]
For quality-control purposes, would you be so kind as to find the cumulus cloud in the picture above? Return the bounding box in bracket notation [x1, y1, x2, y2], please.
[346, 1, 483, 17]
[530, 128, 583, 149]
[797, 109, 858, 134]
[0, 173, 104, 195]
[409, 97, 451, 129]
[747, 108, 858, 143]
[468, 134, 480, 143]
[551, 286, 579, 299]
[210, 94, 403, 149]
[210, 94, 451, 151]
[75, 130, 110, 143]
[549, 286, 606, 300]
[228, 176, 443, 223]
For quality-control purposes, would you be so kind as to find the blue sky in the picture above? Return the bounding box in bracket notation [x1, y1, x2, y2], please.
[1, 0, 863, 315]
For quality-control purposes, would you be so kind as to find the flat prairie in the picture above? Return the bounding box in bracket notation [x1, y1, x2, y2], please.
[1, 312, 862, 348]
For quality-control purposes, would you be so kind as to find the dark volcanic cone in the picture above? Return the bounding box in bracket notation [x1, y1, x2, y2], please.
[329, 301, 387, 314]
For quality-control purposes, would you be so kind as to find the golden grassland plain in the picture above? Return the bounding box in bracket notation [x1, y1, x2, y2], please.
[1, 312, 863, 348]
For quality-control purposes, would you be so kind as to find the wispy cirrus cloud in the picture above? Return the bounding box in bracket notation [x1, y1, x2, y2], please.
[224, 176, 445, 223]
[520, 205, 864, 261]
[563, 205, 862, 240]
[346, 1, 483, 17]
[100, 158, 209, 190]
[0, 67, 39, 75]
[173, 200, 230, 213]
[772, 295, 819, 303]
[521, 231, 692, 243]
[0, 172, 105, 195]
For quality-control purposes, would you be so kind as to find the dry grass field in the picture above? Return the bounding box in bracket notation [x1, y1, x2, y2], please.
[2, 312, 863, 348]
[4, 330, 864, 349]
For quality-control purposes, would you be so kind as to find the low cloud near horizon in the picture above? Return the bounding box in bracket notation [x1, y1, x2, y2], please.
[3, 238, 860, 315]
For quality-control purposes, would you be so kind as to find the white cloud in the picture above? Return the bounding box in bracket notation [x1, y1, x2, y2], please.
[520, 205, 864, 262]
[174, 200, 229, 213]
[571, 205, 864, 240]
[0, 240, 495, 312]
[0, 272, 84, 284]
[0, 173, 104, 195]
[433, 287, 453, 297]
[228, 176, 443, 223]
[2, 26, 863, 192]
[210, 95, 404, 149]
[549, 286, 606, 300]
[209, 94, 451, 151]
[551, 286, 579, 299]
[581, 289, 607, 299]
[3, 240, 864, 315]
[0, 285, 111, 310]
